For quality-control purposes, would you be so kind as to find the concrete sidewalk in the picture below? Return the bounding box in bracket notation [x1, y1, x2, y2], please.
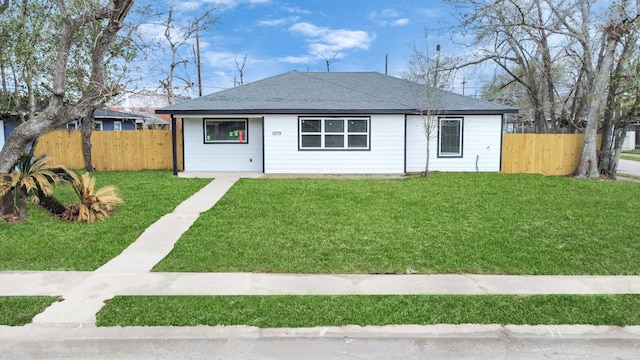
[618, 158, 640, 177]
[3, 272, 640, 297]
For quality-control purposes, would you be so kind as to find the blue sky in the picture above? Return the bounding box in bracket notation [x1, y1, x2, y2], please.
[134, 0, 483, 97]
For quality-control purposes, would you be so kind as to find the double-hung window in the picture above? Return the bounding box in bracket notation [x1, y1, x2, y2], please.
[299, 117, 370, 150]
[438, 117, 463, 157]
[204, 118, 248, 144]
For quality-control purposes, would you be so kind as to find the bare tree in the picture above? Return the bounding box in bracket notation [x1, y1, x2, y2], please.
[156, 6, 216, 105]
[0, 0, 135, 175]
[573, 0, 639, 178]
[405, 42, 457, 175]
[598, 32, 639, 178]
[233, 52, 247, 87]
[317, 51, 339, 72]
[448, 0, 640, 178]
[448, 0, 567, 133]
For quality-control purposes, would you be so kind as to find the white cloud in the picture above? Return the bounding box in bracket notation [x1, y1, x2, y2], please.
[138, 23, 168, 42]
[258, 16, 299, 27]
[289, 22, 374, 55]
[174, 1, 201, 11]
[368, 8, 409, 26]
[210, 0, 271, 10]
[418, 8, 443, 18]
[392, 18, 409, 26]
[283, 6, 311, 15]
[277, 55, 311, 64]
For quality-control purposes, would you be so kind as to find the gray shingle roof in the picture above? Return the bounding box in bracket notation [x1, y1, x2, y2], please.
[156, 71, 517, 115]
[94, 109, 144, 119]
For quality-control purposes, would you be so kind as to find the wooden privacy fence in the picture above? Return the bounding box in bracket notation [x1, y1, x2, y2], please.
[501, 134, 596, 176]
[35, 131, 590, 175]
[35, 130, 183, 171]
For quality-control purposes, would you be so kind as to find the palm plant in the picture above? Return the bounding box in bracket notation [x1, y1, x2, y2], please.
[63, 172, 123, 223]
[0, 150, 64, 220]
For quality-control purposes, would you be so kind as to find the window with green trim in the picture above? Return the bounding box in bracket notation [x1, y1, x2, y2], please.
[204, 119, 248, 143]
[438, 118, 463, 157]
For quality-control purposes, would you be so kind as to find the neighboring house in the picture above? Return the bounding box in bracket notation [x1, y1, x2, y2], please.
[0, 119, 4, 149]
[159, 71, 518, 174]
[109, 88, 189, 127]
[66, 109, 145, 131]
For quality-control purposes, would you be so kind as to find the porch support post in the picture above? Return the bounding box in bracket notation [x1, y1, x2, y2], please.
[171, 115, 178, 176]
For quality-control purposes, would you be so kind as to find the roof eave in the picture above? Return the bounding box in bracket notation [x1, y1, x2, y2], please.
[156, 108, 519, 116]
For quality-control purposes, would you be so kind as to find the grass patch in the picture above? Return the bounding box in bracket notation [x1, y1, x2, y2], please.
[0, 171, 210, 271]
[622, 149, 640, 154]
[154, 173, 640, 275]
[97, 295, 640, 327]
[620, 155, 640, 162]
[619, 173, 640, 181]
[0, 297, 58, 326]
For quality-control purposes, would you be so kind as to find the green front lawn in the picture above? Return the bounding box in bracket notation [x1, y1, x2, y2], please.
[622, 149, 640, 154]
[620, 155, 640, 162]
[97, 295, 640, 327]
[154, 173, 640, 275]
[0, 297, 59, 326]
[0, 171, 211, 271]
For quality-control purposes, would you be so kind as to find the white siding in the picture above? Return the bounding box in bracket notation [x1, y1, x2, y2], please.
[0, 120, 4, 150]
[406, 115, 502, 172]
[264, 115, 405, 174]
[182, 116, 263, 172]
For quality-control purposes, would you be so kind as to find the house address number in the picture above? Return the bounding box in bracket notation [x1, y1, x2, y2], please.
[272, 131, 282, 136]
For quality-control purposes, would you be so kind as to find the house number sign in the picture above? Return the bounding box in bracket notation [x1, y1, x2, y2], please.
[272, 131, 282, 136]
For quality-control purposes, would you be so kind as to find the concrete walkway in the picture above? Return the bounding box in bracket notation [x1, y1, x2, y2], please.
[1, 171, 640, 332]
[28, 173, 246, 327]
[618, 158, 640, 177]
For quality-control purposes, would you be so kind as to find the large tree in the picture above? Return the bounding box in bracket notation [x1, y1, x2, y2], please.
[0, 0, 135, 175]
[448, 0, 567, 133]
[448, 0, 640, 178]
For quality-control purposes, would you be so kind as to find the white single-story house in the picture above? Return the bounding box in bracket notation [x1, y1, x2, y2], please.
[156, 71, 518, 175]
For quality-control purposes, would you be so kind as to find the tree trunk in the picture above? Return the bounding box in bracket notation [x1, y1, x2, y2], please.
[81, 113, 95, 172]
[0, 188, 17, 217]
[598, 88, 615, 176]
[609, 125, 627, 179]
[575, 36, 620, 178]
[0, 114, 55, 172]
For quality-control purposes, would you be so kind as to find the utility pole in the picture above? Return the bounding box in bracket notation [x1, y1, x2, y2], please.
[433, 44, 440, 88]
[462, 76, 467, 96]
[196, 28, 202, 97]
[385, 53, 388, 75]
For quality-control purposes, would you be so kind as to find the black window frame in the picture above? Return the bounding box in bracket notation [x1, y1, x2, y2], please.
[203, 118, 249, 144]
[298, 116, 370, 151]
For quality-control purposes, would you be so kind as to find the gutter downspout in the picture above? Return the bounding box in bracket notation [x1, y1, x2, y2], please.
[171, 115, 178, 176]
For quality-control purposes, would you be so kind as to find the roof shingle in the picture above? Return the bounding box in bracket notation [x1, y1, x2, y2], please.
[156, 71, 517, 115]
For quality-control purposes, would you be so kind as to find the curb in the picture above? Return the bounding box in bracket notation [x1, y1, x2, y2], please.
[2, 324, 640, 340]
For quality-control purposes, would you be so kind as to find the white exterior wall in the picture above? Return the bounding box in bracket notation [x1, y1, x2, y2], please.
[0, 120, 4, 149]
[406, 114, 502, 172]
[263, 115, 405, 174]
[182, 116, 263, 172]
[623, 131, 636, 150]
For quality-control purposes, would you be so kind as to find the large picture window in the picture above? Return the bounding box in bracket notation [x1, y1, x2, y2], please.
[299, 117, 369, 150]
[438, 117, 463, 157]
[204, 119, 248, 143]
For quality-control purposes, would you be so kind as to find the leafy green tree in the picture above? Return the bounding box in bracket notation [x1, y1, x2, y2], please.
[0, 0, 135, 217]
